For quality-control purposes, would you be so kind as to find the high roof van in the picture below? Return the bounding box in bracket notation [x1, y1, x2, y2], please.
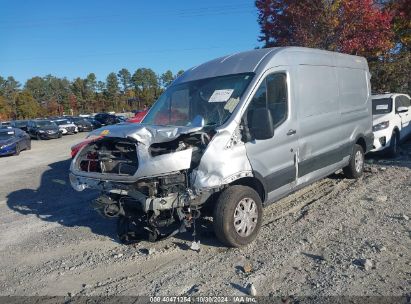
[70, 47, 373, 247]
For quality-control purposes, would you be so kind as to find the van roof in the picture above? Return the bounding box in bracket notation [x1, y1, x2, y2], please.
[174, 47, 368, 84]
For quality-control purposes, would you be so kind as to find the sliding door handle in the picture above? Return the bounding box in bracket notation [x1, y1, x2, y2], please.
[287, 129, 297, 136]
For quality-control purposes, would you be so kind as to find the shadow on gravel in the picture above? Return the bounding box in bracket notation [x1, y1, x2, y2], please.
[172, 218, 228, 248]
[6, 159, 118, 241]
[366, 138, 411, 169]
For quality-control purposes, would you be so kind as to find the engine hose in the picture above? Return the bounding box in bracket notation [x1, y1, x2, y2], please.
[200, 132, 210, 146]
[191, 209, 201, 219]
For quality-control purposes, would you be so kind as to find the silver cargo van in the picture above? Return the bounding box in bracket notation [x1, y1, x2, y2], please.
[70, 47, 373, 247]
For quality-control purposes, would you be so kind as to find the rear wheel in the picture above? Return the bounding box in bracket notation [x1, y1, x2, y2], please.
[213, 185, 262, 247]
[343, 144, 364, 179]
[386, 131, 399, 158]
[36, 133, 41, 140]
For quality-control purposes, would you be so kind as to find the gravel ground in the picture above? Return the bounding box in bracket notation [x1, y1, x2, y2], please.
[0, 133, 410, 299]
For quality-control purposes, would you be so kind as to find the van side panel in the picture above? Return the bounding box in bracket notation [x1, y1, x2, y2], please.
[337, 67, 373, 152]
[295, 64, 344, 179]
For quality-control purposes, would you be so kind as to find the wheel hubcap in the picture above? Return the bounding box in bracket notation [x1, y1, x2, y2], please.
[233, 198, 258, 237]
[354, 150, 363, 173]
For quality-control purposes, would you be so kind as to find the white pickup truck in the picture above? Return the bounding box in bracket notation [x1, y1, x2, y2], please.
[372, 93, 411, 156]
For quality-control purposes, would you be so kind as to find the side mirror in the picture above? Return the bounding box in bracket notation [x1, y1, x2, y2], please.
[397, 106, 408, 113]
[249, 107, 274, 140]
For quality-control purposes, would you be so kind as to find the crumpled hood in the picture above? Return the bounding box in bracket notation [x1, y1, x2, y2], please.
[87, 123, 202, 145]
[71, 123, 201, 181]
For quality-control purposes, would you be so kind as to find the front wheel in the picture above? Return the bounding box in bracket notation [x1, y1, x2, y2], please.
[343, 144, 364, 179]
[14, 144, 20, 156]
[386, 131, 399, 158]
[213, 185, 263, 247]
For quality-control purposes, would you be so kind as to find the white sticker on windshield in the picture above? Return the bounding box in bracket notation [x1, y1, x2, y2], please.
[209, 89, 234, 102]
[224, 97, 240, 113]
[376, 104, 388, 110]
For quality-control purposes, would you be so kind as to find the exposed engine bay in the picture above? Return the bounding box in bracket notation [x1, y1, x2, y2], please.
[70, 125, 226, 244]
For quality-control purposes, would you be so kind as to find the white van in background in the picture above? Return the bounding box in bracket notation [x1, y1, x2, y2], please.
[371, 93, 411, 156]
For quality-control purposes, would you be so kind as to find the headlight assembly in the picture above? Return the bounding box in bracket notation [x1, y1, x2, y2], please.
[373, 121, 389, 132]
[0, 142, 15, 150]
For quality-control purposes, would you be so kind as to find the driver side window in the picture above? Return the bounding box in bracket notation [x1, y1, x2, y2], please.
[247, 73, 288, 129]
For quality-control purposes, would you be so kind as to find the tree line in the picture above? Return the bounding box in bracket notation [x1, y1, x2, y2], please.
[0, 68, 184, 120]
[256, 0, 410, 95]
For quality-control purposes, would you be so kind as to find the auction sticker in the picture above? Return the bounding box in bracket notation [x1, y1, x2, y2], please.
[209, 89, 234, 102]
[100, 129, 110, 136]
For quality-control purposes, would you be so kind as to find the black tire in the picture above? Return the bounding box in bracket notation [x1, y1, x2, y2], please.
[343, 144, 364, 179]
[386, 131, 399, 158]
[26, 140, 31, 150]
[58, 133, 62, 138]
[213, 185, 263, 247]
[36, 133, 41, 140]
[14, 144, 20, 156]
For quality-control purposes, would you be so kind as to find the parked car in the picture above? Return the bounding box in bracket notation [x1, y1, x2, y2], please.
[0, 127, 31, 156]
[0, 121, 11, 127]
[27, 120, 62, 139]
[127, 110, 148, 123]
[84, 117, 102, 129]
[10, 120, 29, 132]
[94, 113, 120, 126]
[53, 119, 78, 135]
[69, 47, 373, 247]
[71, 117, 94, 132]
[371, 93, 411, 156]
[116, 115, 127, 122]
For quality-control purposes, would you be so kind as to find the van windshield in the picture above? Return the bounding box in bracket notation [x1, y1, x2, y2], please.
[372, 98, 392, 115]
[142, 73, 254, 127]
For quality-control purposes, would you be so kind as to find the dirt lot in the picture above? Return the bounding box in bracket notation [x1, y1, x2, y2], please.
[0, 133, 410, 299]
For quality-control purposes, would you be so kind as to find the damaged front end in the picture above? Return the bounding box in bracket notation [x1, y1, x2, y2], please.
[69, 124, 219, 243]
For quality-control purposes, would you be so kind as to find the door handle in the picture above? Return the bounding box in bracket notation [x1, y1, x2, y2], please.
[287, 129, 297, 136]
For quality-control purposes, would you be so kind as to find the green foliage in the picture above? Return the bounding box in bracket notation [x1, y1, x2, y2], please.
[0, 68, 183, 119]
[117, 68, 132, 93]
[0, 95, 12, 120]
[160, 70, 174, 88]
[131, 68, 160, 106]
[15, 91, 40, 119]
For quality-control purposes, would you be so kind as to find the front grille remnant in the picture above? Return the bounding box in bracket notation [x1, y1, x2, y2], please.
[77, 138, 138, 176]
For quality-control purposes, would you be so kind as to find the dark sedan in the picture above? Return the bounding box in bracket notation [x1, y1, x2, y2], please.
[84, 117, 102, 129]
[71, 117, 94, 132]
[10, 120, 29, 131]
[94, 113, 120, 126]
[27, 120, 62, 140]
[0, 127, 31, 156]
